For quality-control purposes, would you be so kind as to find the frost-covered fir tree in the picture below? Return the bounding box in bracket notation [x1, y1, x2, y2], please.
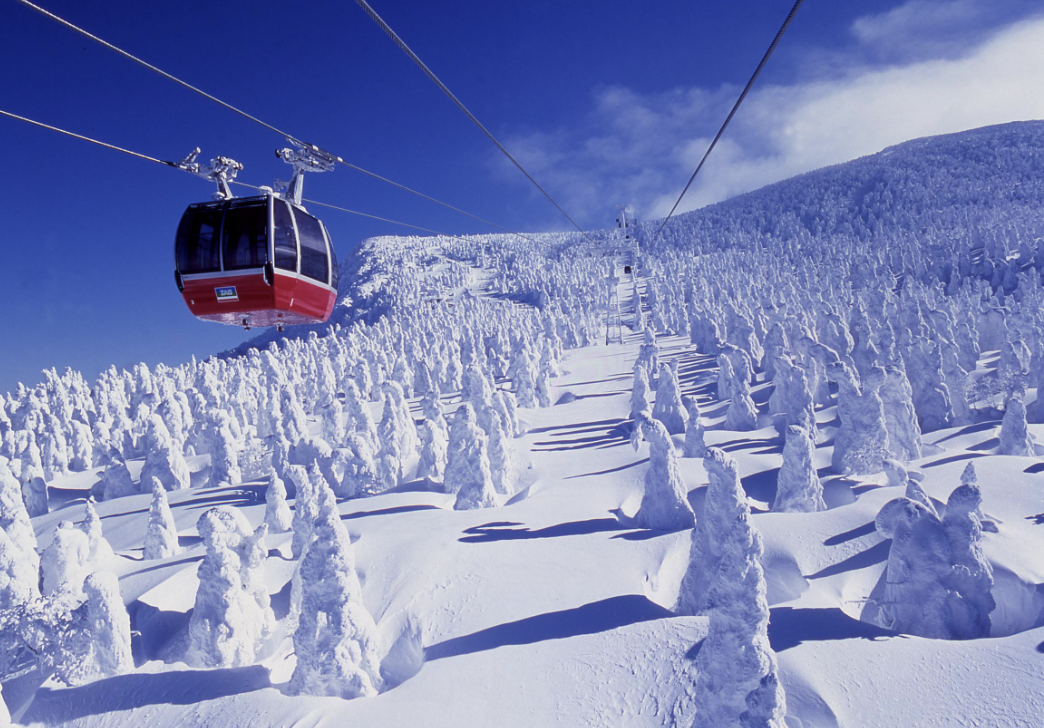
[682, 396, 707, 459]
[631, 361, 652, 427]
[290, 465, 320, 558]
[343, 380, 378, 450]
[941, 484, 995, 639]
[23, 474, 48, 518]
[79, 498, 112, 566]
[40, 521, 89, 597]
[691, 511, 785, 728]
[143, 477, 181, 560]
[81, 571, 133, 680]
[320, 399, 346, 449]
[417, 420, 448, 483]
[635, 415, 695, 530]
[376, 391, 404, 492]
[487, 412, 513, 495]
[880, 365, 923, 461]
[447, 404, 497, 510]
[97, 450, 137, 501]
[288, 480, 382, 699]
[140, 415, 190, 492]
[829, 363, 888, 475]
[264, 468, 293, 533]
[677, 448, 748, 616]
[653, 362, 688, 435]
[339, 435, 381, 498]
[0, 457, 38, 581]
[773, 425, 825, 513]
[206, 410, 243, 487]
[0, 527, 37, 609]
[874, 485, 994, 640]
[185, 506, 273, 667]
[725, 386, 759, 432]
[997, 392, 1035, 456]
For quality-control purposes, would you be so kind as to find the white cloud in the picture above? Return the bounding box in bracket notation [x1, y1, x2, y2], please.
[498, 7, 1044, 227]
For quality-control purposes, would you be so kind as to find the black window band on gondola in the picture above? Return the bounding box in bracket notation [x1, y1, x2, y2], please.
[327, 223, 339, 291]
[175, 204, 223, 274]
[295, 208, 329, 284]
[273, 198, 298, 272]
[222, 199, 269, 270]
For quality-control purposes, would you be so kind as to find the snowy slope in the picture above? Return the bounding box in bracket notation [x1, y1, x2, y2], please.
[3, 121, 1044, 727]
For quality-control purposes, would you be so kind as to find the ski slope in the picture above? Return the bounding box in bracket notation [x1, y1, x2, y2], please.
[3, 121, 1044, 727]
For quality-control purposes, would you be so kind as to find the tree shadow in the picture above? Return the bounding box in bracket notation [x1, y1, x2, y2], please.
[342, 504, 442, 520]
[564, 458, 647, 480]
[968, 437, 1000, 452]
[823, 521, 876, 545]
[1025, 514, 1044, 526]
[740, 468, 779, 504]
[528, 417, 624, 435]
[922, 452, 987, 469]
[460, 517, 628, 543]
[270, 577, 293, 620]
[425, 594, 674, 661]
[129, 553, 203, 579]
[807, 540, 889, 579]
[23, 665, 272, 723]
[768, 607, 896, 652]
[178, 490, 260, 511]
[532, 422, 630, 452]
[177, 534, 202, 549]
[127, 601, 192, 663]
[931, 420, 1001, 444]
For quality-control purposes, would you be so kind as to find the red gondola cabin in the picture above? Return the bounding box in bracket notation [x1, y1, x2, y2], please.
[174, 193, 338, 329]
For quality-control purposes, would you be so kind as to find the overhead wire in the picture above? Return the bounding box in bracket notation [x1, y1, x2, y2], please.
[351, 0, 594, 243]
[0, 107, 178, 168]
[0, 105, 477, 240]
[11, 0, 539, 246]
[649, 0, 805, 247]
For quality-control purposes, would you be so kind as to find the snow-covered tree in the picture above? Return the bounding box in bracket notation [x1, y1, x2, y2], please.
[941, 484, 995, 639]
[447, 405, 497, 510]
[691, 510, 785, 728]
[264, 468, 293, 533]
[140, 415, 191, 492]
[81, 571, 134, 679]
[0, 527, 37, 609]
[40, 521, 89, 597]
[682, 396, 707, 459]
[143, 477, 181, 560]
[290, 465, 320, 559]
[634, 414, 695, 530]
[677, 448, 748, 616]
[631, 361, 652, 426]
[98, 451, 137, 501]
[185, 506, 273, 667]
[653, 362, 687, 435]
[997, 392, 1035, 456]
[773, 424, 825, 513]
[288, 479, 382, 699]
[205, 410, 242, 487]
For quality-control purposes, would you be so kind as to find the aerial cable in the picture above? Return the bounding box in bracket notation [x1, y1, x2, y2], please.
[11, 0, 537, 247]
[351, 0, 594, 243]
[649, 0, 805, 247]
[0, 107, 178, 168]
[229, 179, 475, 242]
[0, 106, 476, 243]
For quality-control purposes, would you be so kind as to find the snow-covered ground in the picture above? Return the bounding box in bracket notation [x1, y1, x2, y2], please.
[2, 121, 1044, 727]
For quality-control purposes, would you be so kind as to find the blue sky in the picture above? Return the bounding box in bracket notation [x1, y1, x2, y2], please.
[1, 0, 1042, 393]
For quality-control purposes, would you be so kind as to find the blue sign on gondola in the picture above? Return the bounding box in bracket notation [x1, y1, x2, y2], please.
[215, 286, 238, 302]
